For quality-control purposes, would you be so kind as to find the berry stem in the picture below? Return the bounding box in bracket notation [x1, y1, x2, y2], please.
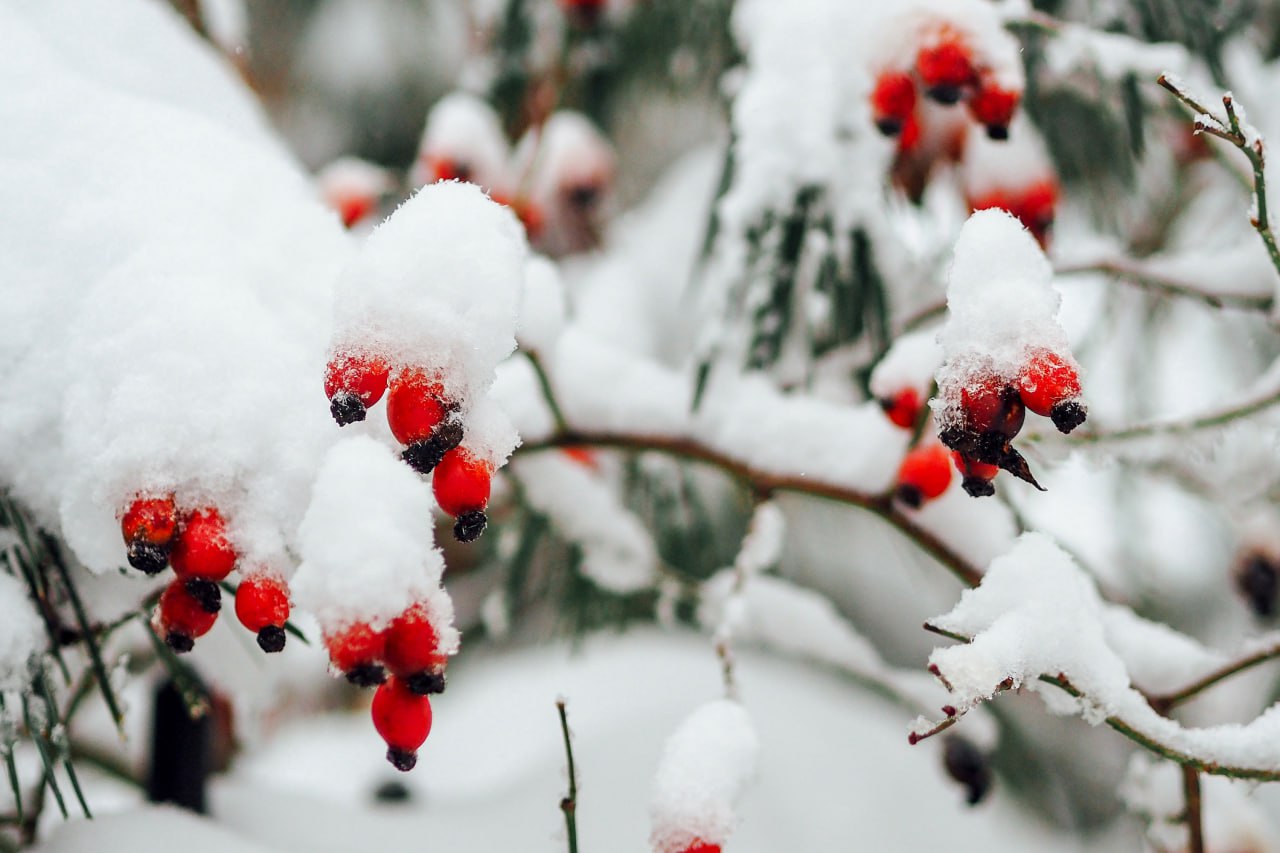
[555, 698, 580, 853]
[524, 350, 570, 435]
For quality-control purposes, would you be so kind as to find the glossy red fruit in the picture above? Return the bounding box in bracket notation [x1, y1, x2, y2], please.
[969, 180, 1058, 249]
[1017, 350, 1081, 417]
[325, 349, 391, 426]
[967, 82, 1019, 139]
[952, 450, 999, 498]
[325, 622, 387, 686]
[372, 676, 433, 771]
[895, 444, 954, 508]
[384, 605, 449, 694]
[170, 508, 237, 582]
[896, 112, 922, 155]
[680, 843, 722, 853]
[235, 574, 291, 653]
[433, 449, 492, 517]
[121, 494, 178, 546]
[157, 579, 219, 653]
[959, 375, 1023, 438]
[880, 388, 922, 430]
[386, 369, 448, 446]
[870, 71, 917, 136]
[916, 31, 975, 102]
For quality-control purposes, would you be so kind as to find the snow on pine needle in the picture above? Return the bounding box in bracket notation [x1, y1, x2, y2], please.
[0, 571, 43, 693]
[650, 699, 758, 853]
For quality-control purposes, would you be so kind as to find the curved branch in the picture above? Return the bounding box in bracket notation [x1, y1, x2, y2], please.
[1150, 637, 1280, 711]
[1055, 258, 1274, 312]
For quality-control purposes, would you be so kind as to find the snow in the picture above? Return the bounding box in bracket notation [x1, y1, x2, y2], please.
[33, 805, 281, 853]
[516, 257, 568, 356]
[411, 91, 510, 192]
[0, 572, 42, 692]
[650, 699, 758, 853]
[869, 328, 945, 402]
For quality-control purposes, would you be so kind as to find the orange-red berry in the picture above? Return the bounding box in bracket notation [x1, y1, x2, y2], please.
[372, 676, 433, 771]
[679, 843, 722, 853]
[433, 448, 492, 543]
[386, 369, 448, 446]
[235, 574, 291, 653]
[325, 622, 387, 687]
[895, 444, 954, 508]
[383, 605, 449, 695]
[121, 494, 178, 575]
[880, 388, 922, 430]
[969, 181, 1058, 249]
[967, 82, 1019, 140]
[325, 349, 391, 426]
[916, 32, 975, 103]
[870, 71, 917, 137]
[170, 508, 237, 582]
[952, 451, 998, 498]
[157, 579, 219, 654]
[1018, 349, 1085, 433]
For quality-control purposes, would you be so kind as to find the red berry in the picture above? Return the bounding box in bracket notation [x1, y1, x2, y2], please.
[870, 71, 917, 136]
[423, 155, 473, 184]
[561, 446, 598, 468]
[897, 112, 922, 154]
[679, 843, 721, 853]
[157, 579, 219, 653]
[170, 508, 237, 582]
[386, 368, 448, 446]
[967, 82, 1019, 139]
[880, 388, 922, 430]
[372, 676, 433, 771]
[235, 574, 291, 653]
[959, 375, 1023, 438]
[968, 181, 1058, 249]
[324, 350, 390, 407]
[121, 494, 178, 547]
[432, 449, 492, 517]
[384, 605, 448, 682]
[1017, 350, 1081, 417]
[916, 31, 975, 101]
[895, 444, 953, 507]
[325, 622, 387, 685]
[952, 451, 999, 499]
[336, 194, 375, 229]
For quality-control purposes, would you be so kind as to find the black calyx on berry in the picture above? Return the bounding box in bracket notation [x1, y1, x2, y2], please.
[256, 625, 287, 654]
[1050, 400, 1087, 434]
[875, 118, 904, 137]
[386, 747, 418, 772]
[405, 671, 447, 696]
[330, 391, 368, 427]
[127, 540, 169, 575]
[346, 663, 388, 687]
[927, 84, 962, 105]
[184, 579, 222, 614]
[453, 510, 487, 543]
[943, 735, 992, 806]
[985, 124, 1009, 141]
[166, 632, 195, 654]
[401, 420, 465, 475]
[894, 484, 924, 509]
[961, 477, 996, 498]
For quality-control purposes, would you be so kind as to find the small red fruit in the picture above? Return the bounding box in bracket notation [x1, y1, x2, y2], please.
[121, 493, 178, 575]
[969, 180, 1058, 249]
[386, 368, 448, 446]
[679, 843, 721, 853]
[880, 388, 922, 430]
[235, 574, 291, 653]
[1017, 349, 1086, 433]
[896, 112, 922, 155]
[325, 622, 387, 687]
[170, 508, 237, 582]
[870, 71, 917, 137]
[959, 375, 1024, 438]
[372, 676, 433, 772]
[422, 155, 474, 185]
[433, 449, 493, 543]
[325, 349, 391, 426]
[895, 444, 954, 508]
[916, 30, 975, 103]
[952, 451, 998, 498]
[967, 82, 1020, 140]
[383, 605, 449, 695]
[157, 579, 220, 654]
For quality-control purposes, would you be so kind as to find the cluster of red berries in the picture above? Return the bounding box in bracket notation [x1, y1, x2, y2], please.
[871, 26, 1020, 145]
[324, 349, 495, 542]
[967, 180, 1058, 249]
[121, 494, 291, 653]
[324, 603, 449, 770]
[938, 350, 1086, 496]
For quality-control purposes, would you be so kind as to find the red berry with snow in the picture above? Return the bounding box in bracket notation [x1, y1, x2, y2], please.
[879, 388, 922, 430]
[157, 578, 220, 654]
[433, 448, 492, 543]
[121, 493, 178, 575]
[970, 181, 1058, 249]
[384, 605, 449, 695]
[895, 444, 954, 508]
[325, 622, 387, 687]
[952, 451, 998, 498]
[324, 349, 391, 426]
[870, 71, 917, 137]
[372, 676, 433, 772]
[386, 368, 448, 445]
[234, 574, 291, 653]
[967, 82, 1020, 140]
[170, 508, 237, 582]
[679, 843, 721, 853]
[1018, 350, 1086, 433]
[916, 31, 975, 103]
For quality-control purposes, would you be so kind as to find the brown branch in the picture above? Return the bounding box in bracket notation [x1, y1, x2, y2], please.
[1149, 638, 1280, 711]
[1182, 765, 1205, 853]
[1055, 258, 1274, 312]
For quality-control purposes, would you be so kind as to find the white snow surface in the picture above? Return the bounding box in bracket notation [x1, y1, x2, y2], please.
[0, 571, 42, 692]
[649, 699, 759, 852]
[33, 805, 281, 853]
[869, 328, 945, 401]
[412, 91, 511, 192]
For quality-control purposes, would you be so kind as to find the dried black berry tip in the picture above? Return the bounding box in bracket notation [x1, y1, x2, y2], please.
[985, 124, 1009, 141]
[127, 540, 169, 575]
[184, 579, 222, 613]
[386, 747, 418, 772]
[166, 631, 195, 654]
[875, 118, 903, 137]
[927, 84, 962, 105]
[895, 484, 924, 509]
[943, 736, 992, 806]
[329, 391, 367, 427]
[257, 625, 287, 653]
[406, 670, 447, 696]
[401, 421, 465, 475]
[453, 510, 487, 543]
[346, 663, 387, 688]
[1236, 555, 1279, 619]
[1050, 399, 1087, 434]
[961, 477, 996, 498]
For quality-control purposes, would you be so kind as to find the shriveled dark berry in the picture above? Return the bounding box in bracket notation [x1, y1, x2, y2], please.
[329, 391, 368, 427]
[1236, 554, 1279, 619]
[453, 510, 488, 543]
[401, 421, 465, 474]
[1050, 400, 1087, 434]
[166, 632, 195, 654]
[127, 540, 169, 575]
[405, 671, 447, 696]
[943, 735, 992, 806]
[256, 625, 287, 653]
[386, 747, 418, 772]
[184, 579, 222, 614]
[346, 662, 388, 687]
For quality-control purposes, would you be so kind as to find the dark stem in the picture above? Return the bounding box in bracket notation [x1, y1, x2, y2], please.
[524, 351, 570, 434]
[1149, 639, 1280, 711]
[1181, 765, 1205, 853]
[556, 698, 579, 853]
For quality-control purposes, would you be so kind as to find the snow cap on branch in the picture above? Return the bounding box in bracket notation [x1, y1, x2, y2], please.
[0, 571, 43, 692]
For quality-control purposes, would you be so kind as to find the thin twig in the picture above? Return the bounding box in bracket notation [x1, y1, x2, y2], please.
[1055, 258, 1273, 312]
[1050, 380, 1280, 445]
[524, 351, 570, 435]
[1149, 638, 1280, 711]
[555, 698, 579, 853]
[1181, 765, 1205, 853]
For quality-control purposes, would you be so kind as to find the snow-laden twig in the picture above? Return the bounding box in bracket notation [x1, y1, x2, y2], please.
[1158, 74, 1280, 285]
[1055, 257, 1275, 312]
[1148, 634, 1280, 712]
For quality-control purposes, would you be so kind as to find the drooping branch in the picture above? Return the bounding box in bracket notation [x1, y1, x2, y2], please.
[1149, 636, 1280, 712]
